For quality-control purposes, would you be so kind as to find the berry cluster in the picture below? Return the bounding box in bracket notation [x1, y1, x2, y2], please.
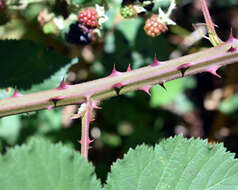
[65, 8, 99, 46]
[120, 0, 154, 18]
[78, 8, 99, 28]
[120, 5, 137, 18]
[144, 15, 168, 37]
[120, 0, 176, 37]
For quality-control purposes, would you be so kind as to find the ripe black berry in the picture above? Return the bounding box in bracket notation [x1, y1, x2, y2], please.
[65, 22, 93, 46]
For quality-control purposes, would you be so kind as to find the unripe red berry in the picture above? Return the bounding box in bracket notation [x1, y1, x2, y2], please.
[144, 15, 168, 37]
[78, 8, 99, 28]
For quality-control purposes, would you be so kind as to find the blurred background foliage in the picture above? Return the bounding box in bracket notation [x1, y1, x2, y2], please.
[0, 0, 238, 183]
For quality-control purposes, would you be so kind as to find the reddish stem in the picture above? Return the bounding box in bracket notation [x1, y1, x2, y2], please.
[200, 0, 222, 46]
[80, 98, 93, 160]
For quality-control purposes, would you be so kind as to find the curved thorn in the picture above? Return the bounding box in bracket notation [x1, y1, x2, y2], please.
[206, 66, 221, 78]
[140, 85, 152, 96]
[56, 78, 71, 90]
[159, 82, 167, 91]
[177, 63, 192, 77]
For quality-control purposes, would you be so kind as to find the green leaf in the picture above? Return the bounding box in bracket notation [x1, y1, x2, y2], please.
[0, 115, 21, 145]
[0, 40, 70, 90]
[150, 77, 196, 107]
[22, 57, 78, 94]
[0, 138, 101, 190]
[116, 18, 143, 46]
[104, 135, 238, 190]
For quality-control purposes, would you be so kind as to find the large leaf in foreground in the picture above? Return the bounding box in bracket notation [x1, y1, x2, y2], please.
[0, 40, 70, 89]
[104, 135, 238, 190]
[0, 138, 101, 190]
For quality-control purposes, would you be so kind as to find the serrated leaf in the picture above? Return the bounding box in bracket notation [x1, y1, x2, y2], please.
[0, 40, 71, 90]
[104, 135, 238, 190]
[0, 138, 101, 190]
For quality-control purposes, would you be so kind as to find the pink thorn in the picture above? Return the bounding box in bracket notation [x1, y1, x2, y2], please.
[177, 63, 192, 77]
[109, 65, 128, 88]
[47, 106, 53, 110]
[56, 78, 71, 90]
[226, 28, 238, 43]
[151, 53, 161, 67]
[49, 96, 66, 106]
[127, 64, 132, 72]
[205, 66, 221, 78]
[88, 139, 94, 144]
[49, 96, 66, 101]
[140, 85, 152, 96]
[92, 100, 101, 109]
[79, 139, 94, 145]
[11, 87, 23, 97]
[227, 46, 238, 53]
[109, 65, 122, 77]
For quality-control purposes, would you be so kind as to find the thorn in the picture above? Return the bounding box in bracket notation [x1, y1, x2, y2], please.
[114, 87, 121, 96]
[11, 87, 23, 97]
[127, 64, 132, 72]
[159, 81, 166, 91]
[78, 139, 94, 145]
[140, 85, 152, 96]
[91, 100, 101, 109]
[49, 96, 66, 106]
[226, 28, 238, 43]
[205, 66, 221, 78]
[151, 53, 161, 66]
[227, 46, 238, 53]
[109, 65, 127, 88]
[56, 78, 71, 90]
[109, 65, 122, 77]
[177, 63, 191, 77]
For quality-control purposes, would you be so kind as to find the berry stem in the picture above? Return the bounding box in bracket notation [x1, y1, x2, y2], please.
[200, 0, 222, 46]
[0, 40, 238, 117]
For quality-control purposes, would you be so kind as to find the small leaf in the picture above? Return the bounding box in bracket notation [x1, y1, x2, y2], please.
[0, 40, 71, 90]
[104, 135, 238, 190]
[0, 138, 101, 190]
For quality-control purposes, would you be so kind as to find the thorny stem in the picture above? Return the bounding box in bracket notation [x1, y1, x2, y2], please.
[200, 0, 222, 46]
[80, 98, 92, 160]
[0, 40, 238, 117]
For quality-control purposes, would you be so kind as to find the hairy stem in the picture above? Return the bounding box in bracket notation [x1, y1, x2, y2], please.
[80, 99, 91, 160]
[0, 41, 238, 117]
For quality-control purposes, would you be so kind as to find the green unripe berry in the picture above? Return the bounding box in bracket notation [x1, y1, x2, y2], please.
[120, 5, 137, 18]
